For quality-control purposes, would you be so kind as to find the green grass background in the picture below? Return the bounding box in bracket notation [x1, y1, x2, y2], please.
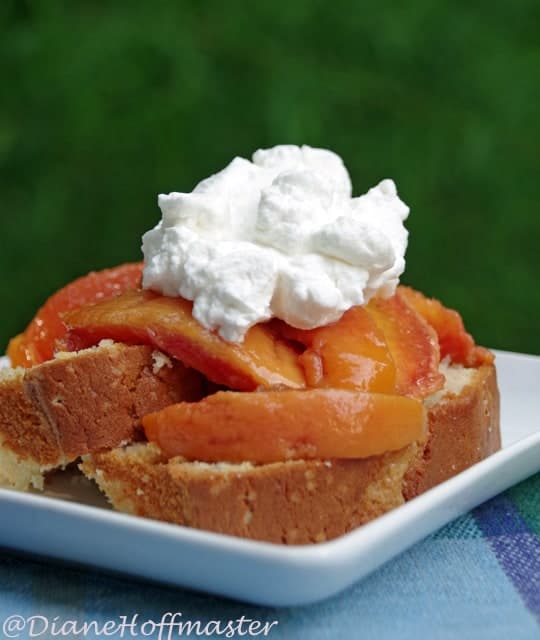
[1, 1, 539, 354]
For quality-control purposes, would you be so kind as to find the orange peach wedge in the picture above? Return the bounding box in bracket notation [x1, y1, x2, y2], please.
[366, 290, 445, 398]
[142, 388, 427, 463]
[64, 289, 305, 391]
[280, 306, 397, 393]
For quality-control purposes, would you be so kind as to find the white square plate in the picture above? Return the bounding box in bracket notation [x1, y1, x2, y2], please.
[0, 350, 539, 607]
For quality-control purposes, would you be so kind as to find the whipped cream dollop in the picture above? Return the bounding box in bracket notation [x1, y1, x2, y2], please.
[142, 145, 409, 342]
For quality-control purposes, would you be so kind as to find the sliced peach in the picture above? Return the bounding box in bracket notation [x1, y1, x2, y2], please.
[366, 291, 445, 398]
[63, 289, 305, 391]
[8, 262, 144, 368]
[143, 388, 427, 463]
[399, 286, 494, 367]
[279, 306, 397, 393]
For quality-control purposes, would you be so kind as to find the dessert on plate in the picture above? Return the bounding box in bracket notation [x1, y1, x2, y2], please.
[0, 145, 500, 544]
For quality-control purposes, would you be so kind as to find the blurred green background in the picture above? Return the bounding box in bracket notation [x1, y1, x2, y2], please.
[1, 1, 539, 354]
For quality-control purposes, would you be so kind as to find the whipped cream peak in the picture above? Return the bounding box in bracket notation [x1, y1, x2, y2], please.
[252, 144, 352, 197]
[142, 144, 410, 342]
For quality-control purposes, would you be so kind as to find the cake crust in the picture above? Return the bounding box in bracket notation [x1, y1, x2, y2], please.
[81, 442, 418, 544]
[403, 364, 500, 499]
[0, 343, 205, 490]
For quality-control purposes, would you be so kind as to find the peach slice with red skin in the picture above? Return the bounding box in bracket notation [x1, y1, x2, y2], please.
[63, 289, 306, 391]
[365, 290, 445, 398]
[279, 306, 397, 393]
[8, 262, 144, 368]
[398, 286, 494, 367]
[143, 388, 427, 463]
[280, 290, 444, 399]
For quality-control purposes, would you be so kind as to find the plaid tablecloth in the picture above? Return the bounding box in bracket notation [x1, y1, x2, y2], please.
[1, 473, 539, 640]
